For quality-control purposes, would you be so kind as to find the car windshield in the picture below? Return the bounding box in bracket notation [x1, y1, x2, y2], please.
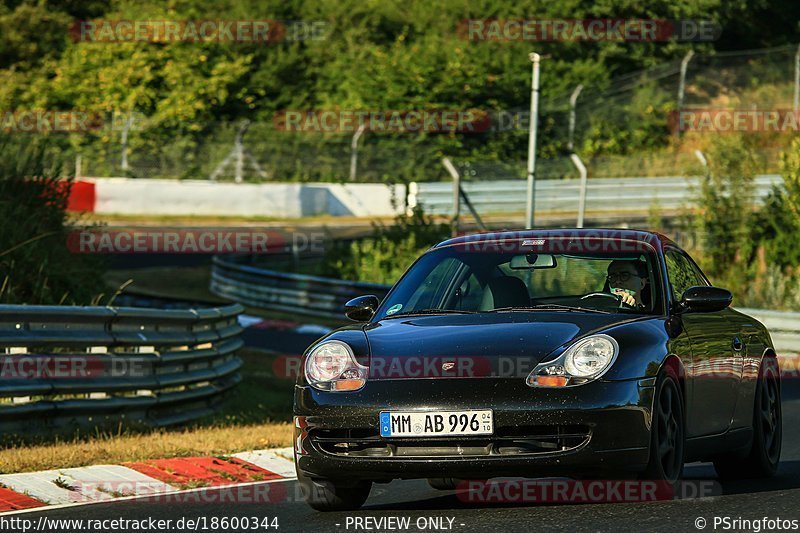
[375, 240, 663, 319]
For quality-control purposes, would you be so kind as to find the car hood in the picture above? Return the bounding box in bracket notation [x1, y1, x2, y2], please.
[363, 312, 646, 379]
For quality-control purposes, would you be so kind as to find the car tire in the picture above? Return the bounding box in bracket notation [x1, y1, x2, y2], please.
[427, 478, 461, 490]
[714, 357, 782, 480]
[297, 471, 372, 512]
[642, 366, 685, 489]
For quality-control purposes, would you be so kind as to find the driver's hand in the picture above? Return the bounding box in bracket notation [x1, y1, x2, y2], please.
[612, 289, 637, 307]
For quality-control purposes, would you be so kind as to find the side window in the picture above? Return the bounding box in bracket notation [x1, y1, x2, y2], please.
[405, 257, 463, 310]
[452, 273, 484, 311]
[665, 250, 707, 301]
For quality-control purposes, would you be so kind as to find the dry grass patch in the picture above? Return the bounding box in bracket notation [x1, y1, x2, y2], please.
[0, 422, 292, 474]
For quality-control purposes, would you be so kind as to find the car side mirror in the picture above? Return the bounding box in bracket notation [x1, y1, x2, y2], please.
[679, 286, 732, 313]
[344, 295, 380, 321]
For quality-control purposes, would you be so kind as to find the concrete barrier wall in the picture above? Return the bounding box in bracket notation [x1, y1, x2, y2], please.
[73, 178, 406, 218]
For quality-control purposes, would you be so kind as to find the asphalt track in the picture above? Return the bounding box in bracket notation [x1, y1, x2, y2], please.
[15, 367, 800, 533]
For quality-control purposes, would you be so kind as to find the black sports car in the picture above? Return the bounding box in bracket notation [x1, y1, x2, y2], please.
[293, 229, 781, 511]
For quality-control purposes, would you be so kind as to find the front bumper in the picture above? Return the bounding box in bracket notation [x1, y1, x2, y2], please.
[294, 377, 656, 481]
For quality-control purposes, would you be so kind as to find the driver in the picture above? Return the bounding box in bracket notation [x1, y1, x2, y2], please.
[606, 259, 648, 308]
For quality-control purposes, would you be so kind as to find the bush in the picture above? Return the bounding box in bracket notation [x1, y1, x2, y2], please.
[693, 134, 759, 279]
[0, 141, 106, 304]
[689, 137, 800, 310]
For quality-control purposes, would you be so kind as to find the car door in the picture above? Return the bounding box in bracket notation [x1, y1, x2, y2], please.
[664, 248, 740, 437]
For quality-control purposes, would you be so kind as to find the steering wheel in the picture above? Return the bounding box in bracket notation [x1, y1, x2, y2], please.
[581, 291, 640, 309]
[580, 292, 620, 302]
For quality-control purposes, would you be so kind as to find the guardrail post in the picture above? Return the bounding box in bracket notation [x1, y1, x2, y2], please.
[442, 158, 486, 235]
[443, 158, 461, 236]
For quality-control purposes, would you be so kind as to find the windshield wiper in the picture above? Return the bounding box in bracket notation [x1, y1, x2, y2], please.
[488, 304, 611, 315]
[385, 308, 477, 318]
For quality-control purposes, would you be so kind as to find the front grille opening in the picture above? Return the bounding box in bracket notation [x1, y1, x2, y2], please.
[312, 426, 591, 458]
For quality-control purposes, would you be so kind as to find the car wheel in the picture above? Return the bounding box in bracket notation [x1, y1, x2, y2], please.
[714, 357, 782, 480]
[427, 478, 461, 490]
[642, 367, 685, 487]
[297, 471, 372, 511]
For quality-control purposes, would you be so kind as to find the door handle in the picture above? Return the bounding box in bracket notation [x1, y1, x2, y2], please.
[732, 337, 744, 352]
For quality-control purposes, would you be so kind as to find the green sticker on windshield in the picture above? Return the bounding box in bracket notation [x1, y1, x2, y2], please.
[386, 303, 403, 315]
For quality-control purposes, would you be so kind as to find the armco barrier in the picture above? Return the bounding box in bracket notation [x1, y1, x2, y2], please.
[408, 174, 784, 216]
[210, 255, 390, 318]
[0, 303, 244, 433]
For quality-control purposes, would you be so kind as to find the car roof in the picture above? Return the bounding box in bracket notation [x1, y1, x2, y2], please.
[433, 228, 678, 251]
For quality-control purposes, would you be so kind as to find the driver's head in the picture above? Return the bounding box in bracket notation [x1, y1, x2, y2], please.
[607, 259, 647, 294]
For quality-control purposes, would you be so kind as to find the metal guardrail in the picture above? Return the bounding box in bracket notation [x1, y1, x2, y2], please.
[210, 255, 390, 318]
[408, 174, 784, 216]
[737, 308, 800, 355]
[0, 303, 245, 434]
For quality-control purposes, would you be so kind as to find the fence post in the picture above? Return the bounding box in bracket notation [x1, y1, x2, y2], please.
[349, 123, 367, 182]
[209, 120, 261, 182]
[120, 114, 134, 173]
[694, 149, 708, 173]
[234, 121, 250, 183]
[525, 52, 541, 229]
[676, 50, 694, 138]
[571, 154, 588, 228]
[568, 84, 583, 152]
[794, 44, 800, 112]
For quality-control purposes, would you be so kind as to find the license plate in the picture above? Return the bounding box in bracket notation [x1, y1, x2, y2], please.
[379, 410, 493, 437]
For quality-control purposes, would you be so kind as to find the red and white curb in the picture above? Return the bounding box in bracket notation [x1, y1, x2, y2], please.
[0, 447, 295, 514]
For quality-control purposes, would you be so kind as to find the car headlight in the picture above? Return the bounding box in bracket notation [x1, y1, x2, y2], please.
[304, 340, 367, 391]
[526, 334, 618, 388]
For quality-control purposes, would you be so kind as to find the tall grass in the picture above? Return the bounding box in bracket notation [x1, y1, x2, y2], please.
[0, 140, 105, 305]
